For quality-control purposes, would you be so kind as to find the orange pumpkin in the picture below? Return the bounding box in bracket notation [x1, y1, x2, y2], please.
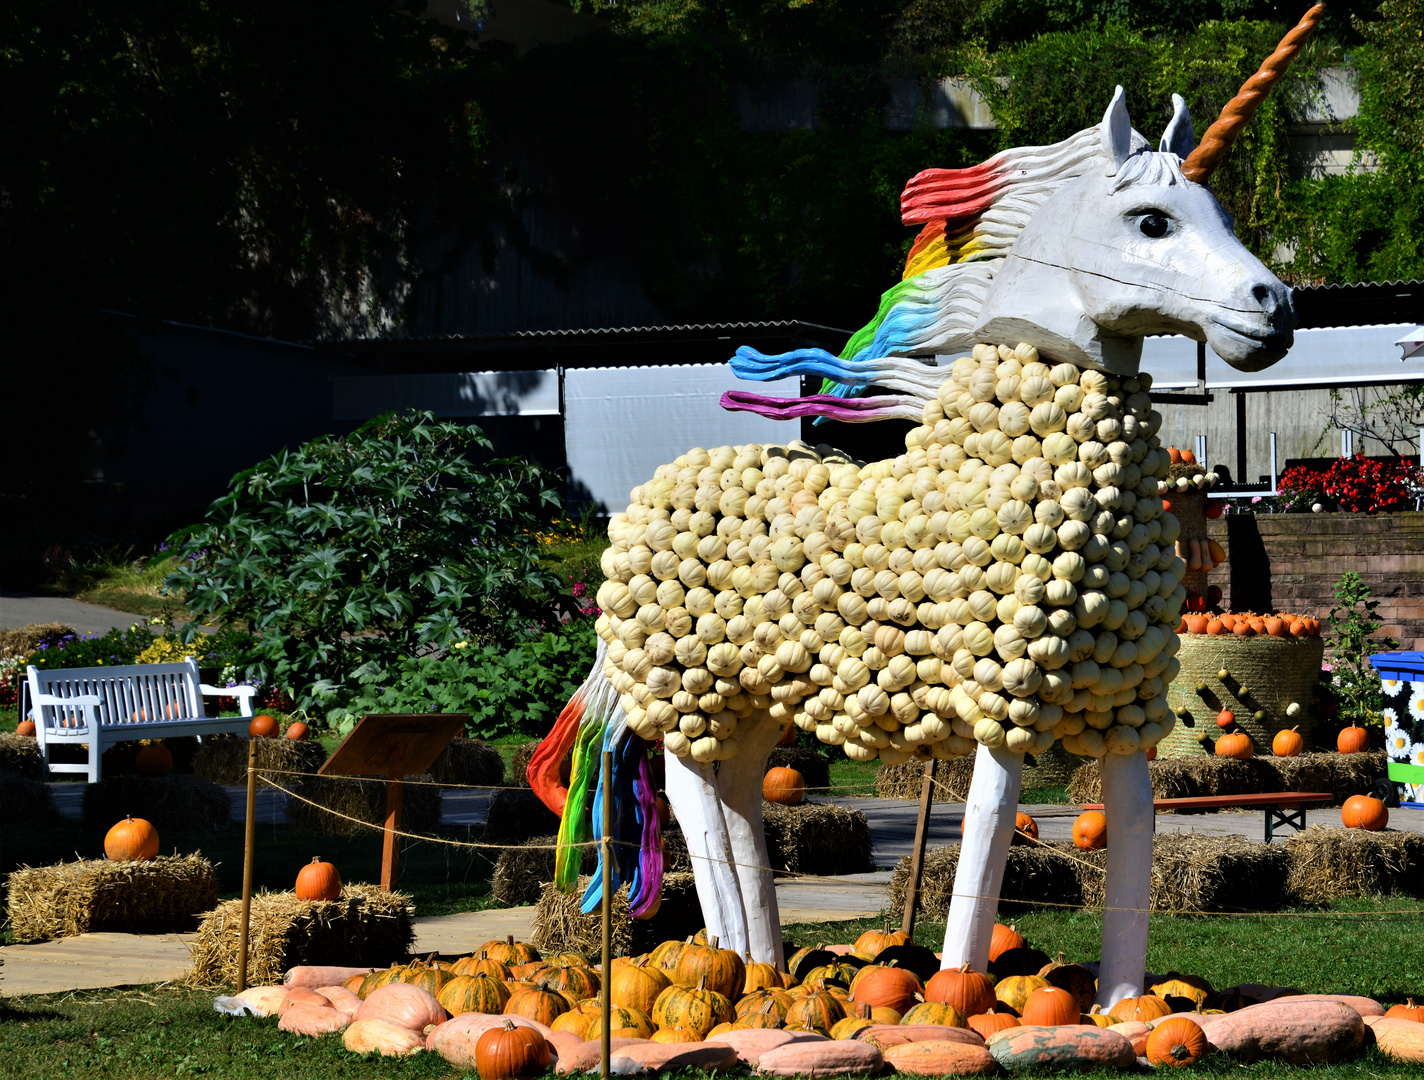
[651, 975, 734, 1037]
[15, 720, 36, 737]
[650, 1025, 703, 1043]
[611, 955, 671, 1013]
[848, 964, 922, 1015]
[1342, 794, 1389, 831]
[1264, 617, 1286, 638]
[1338, 723, 1370, 754]
[968, 1011, 1021, 1038]
[742, 960, 783, 995]
[1214, 731, 1253, 759]
[104, 816, 159, 862]
[853, 925, 910, 957]
[1145, 1016, 1209, 1067]
[784, 986, 845, 1034]
[989, 923, 1027, 962]
[1039, 954, 1097, 1012]
[763, 766, 805, 805]
[529, 963, 599, 999]
[1013, 812, 1039, 845]
[550, 1009, 594, 1039]
[480, 935, 539, 967]
[1183, 614, 1209, 634]
[295, 856, 342, 901]
[503, 985, 570, 1025]
[1272, 726, 1304, 757]
[775, 722, 797, 748]
[735, 987, 793, 1020]
[286, 722, 310, 740]
[1072, 811, 1107, 850]
[899, 1000, 967, 1026]
[1385, 998, 1424, 1022]
[438, 973, 510, 1016]
[1107, 994, 1172, 1023]
[996, 975, 1050, 1014]
[1021, 986, 1081, 1027]
[475, 1019, 551, 1079]
[249, 714, 279, 738]
[452, 951, 510, 980]
[926, 962, 996, 1018]
[1216, 709, 1236, 730]
[1205, 618, 1225, 635]
[587, 1005, 654, 1040]
[673, 937, 744, 998]
[135, 742, 173, 777]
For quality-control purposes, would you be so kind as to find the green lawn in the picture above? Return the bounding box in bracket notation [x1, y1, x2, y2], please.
[2, 896, 1422, 1080]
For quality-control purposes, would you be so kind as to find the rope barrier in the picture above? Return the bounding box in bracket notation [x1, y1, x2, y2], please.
[252, 774, 1424, 923]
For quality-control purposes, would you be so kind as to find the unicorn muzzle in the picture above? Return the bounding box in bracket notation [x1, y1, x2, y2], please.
[1205, 278, 1295, 371]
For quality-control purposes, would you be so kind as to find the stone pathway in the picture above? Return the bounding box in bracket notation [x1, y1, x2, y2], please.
[1, 591, 152, 636]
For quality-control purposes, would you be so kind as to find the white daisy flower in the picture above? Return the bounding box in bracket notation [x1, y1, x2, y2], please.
[1412, 742, 1424, 769]
[1410, 684, 1424, 723]
[1384, 710, 1409, 756]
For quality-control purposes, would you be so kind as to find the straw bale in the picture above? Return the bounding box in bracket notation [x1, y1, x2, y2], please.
[509, 740, 574, 788]
[875, 757, 976, 800]
[284, 774, 441, 836]
[484, 788, 563, 845]
[1071, 836, 1289, 913]
[429, 738, 503, 787]
[0, 771, 54, 819]
[762, 800, 874, 876]
[186, 885, 415, 987]
[0, 623, 74, 659]
[194, 734, 328, 785]
[0, 733, 42, 779]
[1159, 633, 1326, 758]
[100, 736, 203, 776]
[1284, 826, 1424, 904]
[7, 854, 218, 942]
[1068, 752, 1388, 809]
[491, 826, 693, 908]
[531, 872, 700, 957]
[1022, 743, 1078, 790]
[81, 774, 232, 831]
[1274, 752, 1387, 805]
[887, 843, 1082, 920]
[491, 835, 597, 907]
[765, 748, 831, 793]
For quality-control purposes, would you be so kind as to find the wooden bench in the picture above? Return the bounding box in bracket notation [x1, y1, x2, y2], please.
[26, 658, 258, 783]
[1082, 792, 1335, 842]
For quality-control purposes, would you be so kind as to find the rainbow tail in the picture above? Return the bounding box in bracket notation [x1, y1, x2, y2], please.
[529, 638, 606, 816]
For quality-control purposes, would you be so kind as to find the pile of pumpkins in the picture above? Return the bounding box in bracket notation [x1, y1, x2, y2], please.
[225, 924, 1424, 1072]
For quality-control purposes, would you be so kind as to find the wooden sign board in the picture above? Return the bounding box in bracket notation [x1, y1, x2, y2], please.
[320, 713, 468, 779]
[319, 713, 468, 891]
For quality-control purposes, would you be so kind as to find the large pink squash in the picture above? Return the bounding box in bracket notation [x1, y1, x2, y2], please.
[354, 983, 446, 1032]
[342, 1018, 427, 1056]
[279, 1004, 350, 1037]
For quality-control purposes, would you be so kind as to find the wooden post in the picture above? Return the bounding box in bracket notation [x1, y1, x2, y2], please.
[237, 736, 258, 992]
[381, 750, 404, 892]
[900, 759, 936, 938]
[600, 748, 613, 1080]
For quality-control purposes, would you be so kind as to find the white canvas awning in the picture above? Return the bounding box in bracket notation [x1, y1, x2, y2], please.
[1397, 326, 1424, 361]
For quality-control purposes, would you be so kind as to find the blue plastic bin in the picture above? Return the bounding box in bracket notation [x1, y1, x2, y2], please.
[1369, 652, 1424, 807]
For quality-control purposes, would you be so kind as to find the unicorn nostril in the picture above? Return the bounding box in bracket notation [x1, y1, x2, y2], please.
[1252, 283, 1279, 313]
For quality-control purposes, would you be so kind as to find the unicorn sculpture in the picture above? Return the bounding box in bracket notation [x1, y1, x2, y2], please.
[529, 7, 1316, 1008]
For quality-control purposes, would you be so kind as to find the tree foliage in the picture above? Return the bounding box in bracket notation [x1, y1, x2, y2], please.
[166, 412, 561, 711]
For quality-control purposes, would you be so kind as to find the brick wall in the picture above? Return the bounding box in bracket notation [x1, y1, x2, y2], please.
[1206, 513, 1424, 650]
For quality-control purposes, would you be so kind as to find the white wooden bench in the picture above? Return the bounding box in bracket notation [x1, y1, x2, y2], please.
[25, 658, 258, 782]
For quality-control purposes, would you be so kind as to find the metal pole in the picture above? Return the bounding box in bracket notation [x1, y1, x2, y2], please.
[900, 759, 936, 938]
[600, 748, 613, 1080]
[1235, 393, 1247, 484]
[1196, 435, 1208, 475]
[237, 736, 257, 993]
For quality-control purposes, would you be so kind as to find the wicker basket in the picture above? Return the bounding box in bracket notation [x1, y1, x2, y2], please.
[1160, 633, 1325, 758]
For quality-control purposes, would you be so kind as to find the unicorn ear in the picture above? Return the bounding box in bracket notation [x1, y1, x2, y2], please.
[1102, 85, 1133, 175]
[1160, 93, 1195, 160]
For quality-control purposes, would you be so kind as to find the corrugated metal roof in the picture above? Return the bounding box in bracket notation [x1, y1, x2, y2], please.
[308, 320, 851, 347]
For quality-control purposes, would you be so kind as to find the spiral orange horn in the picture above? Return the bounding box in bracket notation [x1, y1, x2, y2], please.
[1181, 2, 1326, 183]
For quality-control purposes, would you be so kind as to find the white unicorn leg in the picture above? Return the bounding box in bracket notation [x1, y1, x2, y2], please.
[715, 710, 786, 967]
[1097, 749, 1153, 1006]
[664, 748, 743, 949]
[941, 743, 1024, 971]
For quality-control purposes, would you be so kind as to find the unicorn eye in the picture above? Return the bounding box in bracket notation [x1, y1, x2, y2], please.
[1138, 213, 1171, 238]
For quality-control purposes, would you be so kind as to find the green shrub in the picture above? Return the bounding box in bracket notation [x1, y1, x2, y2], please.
[329, 618, 597, 739]
[167, 412, 563, 712]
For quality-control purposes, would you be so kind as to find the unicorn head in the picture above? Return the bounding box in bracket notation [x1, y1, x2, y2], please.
[973, 87, 1294, 374]
[726, 85, 1297, 423]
